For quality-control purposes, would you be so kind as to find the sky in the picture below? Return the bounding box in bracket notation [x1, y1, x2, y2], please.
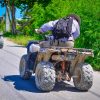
[0, 5, 22, 19]
[16, 8, 23, 19]
[0, 6, 5, 16]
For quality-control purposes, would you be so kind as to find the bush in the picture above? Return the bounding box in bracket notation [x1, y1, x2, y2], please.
[27, 0, 99, 70]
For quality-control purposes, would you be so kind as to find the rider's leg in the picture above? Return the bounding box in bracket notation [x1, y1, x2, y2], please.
[40, 40, 59, 47]
[65, 40, 74, 48]
[40, 40, 50, 47]
[59, 40, 74, 48]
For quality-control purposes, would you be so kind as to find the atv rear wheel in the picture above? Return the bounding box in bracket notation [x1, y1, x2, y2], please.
[73, 63, 93, 91]
[35, 61, 55, 91]
[19, 55, 32, 80]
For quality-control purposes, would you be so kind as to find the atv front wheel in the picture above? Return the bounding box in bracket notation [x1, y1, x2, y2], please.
[73, 63, 93, 91]
[19, 55, 32, 80]
[35, 61, 55, 91]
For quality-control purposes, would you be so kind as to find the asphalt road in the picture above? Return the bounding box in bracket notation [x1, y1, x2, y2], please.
[0, 38, 100, 100]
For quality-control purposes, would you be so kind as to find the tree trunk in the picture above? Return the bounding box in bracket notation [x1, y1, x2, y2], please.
[11, 2, 16, 34]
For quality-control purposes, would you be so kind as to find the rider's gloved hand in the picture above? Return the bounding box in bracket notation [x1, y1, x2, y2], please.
[35, 29, 43, 34]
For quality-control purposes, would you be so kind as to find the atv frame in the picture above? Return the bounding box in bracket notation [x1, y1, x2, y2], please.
[19, 46, 94, 91]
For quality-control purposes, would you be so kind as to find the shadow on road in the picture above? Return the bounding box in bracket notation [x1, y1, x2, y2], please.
[3, 75, 82, 93]
[3, 75, 41, 93]
[53, 82, 82, 92]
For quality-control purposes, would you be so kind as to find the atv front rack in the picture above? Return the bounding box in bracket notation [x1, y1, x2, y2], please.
[40, 46, 94, 57]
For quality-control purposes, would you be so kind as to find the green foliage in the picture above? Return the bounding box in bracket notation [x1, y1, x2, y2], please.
[30, 3, 46, 28]
[0, 20, 5, 32]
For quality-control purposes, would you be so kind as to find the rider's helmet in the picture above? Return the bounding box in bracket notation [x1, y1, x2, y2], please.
[67, 14, 81, 25]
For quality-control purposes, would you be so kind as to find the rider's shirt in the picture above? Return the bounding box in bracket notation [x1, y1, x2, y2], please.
[40, 19, 80, 42]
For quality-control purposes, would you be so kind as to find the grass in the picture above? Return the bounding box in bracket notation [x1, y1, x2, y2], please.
[4, 32, 43, 46]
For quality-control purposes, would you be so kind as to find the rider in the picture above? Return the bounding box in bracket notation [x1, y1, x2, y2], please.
[26, 14, 81, 72]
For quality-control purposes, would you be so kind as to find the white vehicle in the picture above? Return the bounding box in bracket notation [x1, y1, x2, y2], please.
[0, 32, 4, 49]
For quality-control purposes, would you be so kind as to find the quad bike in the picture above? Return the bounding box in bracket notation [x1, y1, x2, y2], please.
[19, 45, 94, 91]
[0, 33, 4, 49]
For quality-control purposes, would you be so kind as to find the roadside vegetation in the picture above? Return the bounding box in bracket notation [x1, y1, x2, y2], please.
[1, 0, 100, 70]
[0, 19, 5, 32]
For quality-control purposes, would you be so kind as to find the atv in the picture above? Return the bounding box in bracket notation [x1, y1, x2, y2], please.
[19, 44, 94, 92]
[0, 32, 4, 49]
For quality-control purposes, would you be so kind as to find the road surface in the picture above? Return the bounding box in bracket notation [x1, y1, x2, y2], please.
[0, 38, 100, 100]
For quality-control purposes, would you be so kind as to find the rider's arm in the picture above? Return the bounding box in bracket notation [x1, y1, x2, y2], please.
[36, 20, 58, 33]
[72, 19, 80, 39]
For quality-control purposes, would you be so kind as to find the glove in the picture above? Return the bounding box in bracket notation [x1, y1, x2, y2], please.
[35, 29, 43, 34]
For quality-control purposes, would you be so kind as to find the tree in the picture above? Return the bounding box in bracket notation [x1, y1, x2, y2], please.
[0, 0, 51, 34]
[0, 0, 16, 34]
